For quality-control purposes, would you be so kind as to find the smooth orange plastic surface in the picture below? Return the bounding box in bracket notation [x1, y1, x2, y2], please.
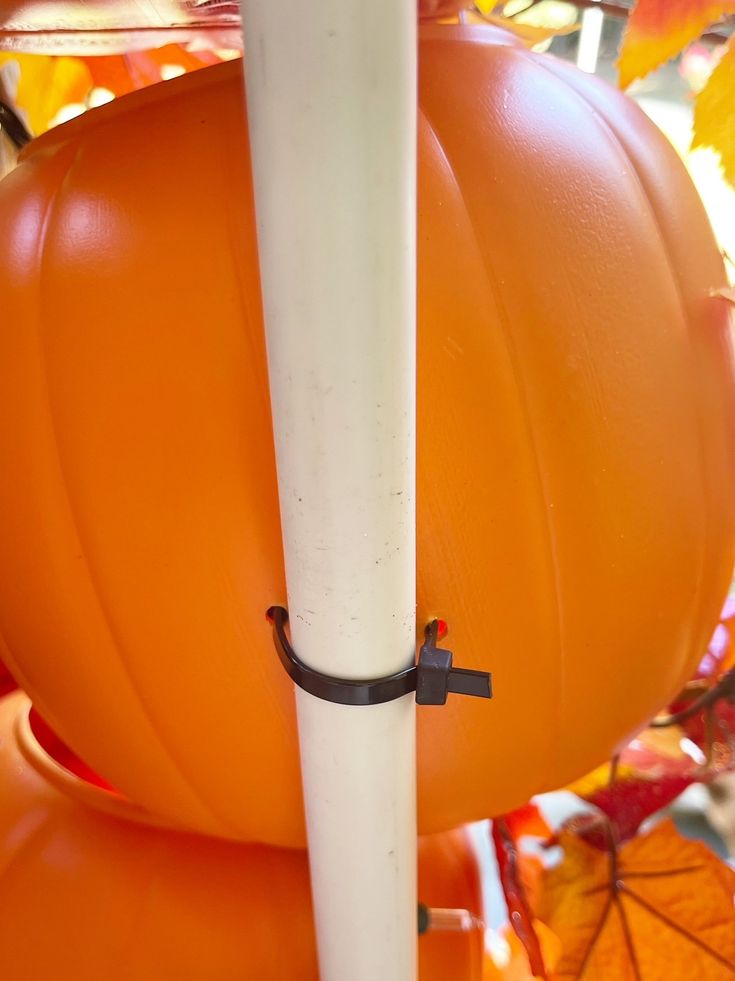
[420, 0, 470, 16]
[0, 26, 733, 847]
[0, 691, 483, 981]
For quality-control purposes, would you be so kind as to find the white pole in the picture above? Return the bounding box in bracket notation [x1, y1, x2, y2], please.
[241, 4, 417, 981]
[576, 0, 604, 74]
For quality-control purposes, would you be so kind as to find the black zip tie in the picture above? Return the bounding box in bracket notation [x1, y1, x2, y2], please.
[267, 606, 492, 707]
[417, 904, 430, 935]
[0, 100, 31, 150]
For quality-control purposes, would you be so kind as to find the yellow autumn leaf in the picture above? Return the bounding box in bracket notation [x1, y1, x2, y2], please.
[480, 14, 578, 47]
[472, 4, 579, 48]
[0, 53, 93, 135]
[693, 37, 735, 189]
[567, 757, 641, 799]
[618, 0, 735, 89]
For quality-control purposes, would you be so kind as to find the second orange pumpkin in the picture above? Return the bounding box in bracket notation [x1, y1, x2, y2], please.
[0, 692, 484, 981]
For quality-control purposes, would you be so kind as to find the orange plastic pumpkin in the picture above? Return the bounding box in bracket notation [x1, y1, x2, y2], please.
[420, 0, 470, 17]
[0, 25, 733, 847]
[0, 690, 483, 981]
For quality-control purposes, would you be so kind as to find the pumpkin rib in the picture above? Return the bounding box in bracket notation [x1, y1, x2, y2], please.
[185, 98, 298, 795]
[0, 147, 94, 738]
[117, 845, 173, 969]
[0, 691, 484, 981]
[32, 143, 242, 840]
[535, 56, 735, 692]
[521, 49, 712, 687]
[418, 99, 566, 780]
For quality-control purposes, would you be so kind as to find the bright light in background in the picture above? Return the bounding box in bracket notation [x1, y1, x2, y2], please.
[47, 102, 85, 128]
[501, 0, 578, 53]
[214, 49, 242, 61]
[576, 0, 604, 74]
[88, 87, 114, 109]
[46, 87, 116, 131]
[160, 63, 185, 81]
[680, 42, 724, 94]
[681, 737, 707, 766]
[636, 96, 735, 282]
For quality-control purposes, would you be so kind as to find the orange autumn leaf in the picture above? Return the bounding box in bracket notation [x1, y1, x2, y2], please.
[618, 0, 735, 89]
[518, 853, 546, 914]
[536, 820, 735, 980]
[484, 952, 505, 980]
[566, 760, 635, 800]
[693, 39, 735, 188]
[488, 922, 563, 980]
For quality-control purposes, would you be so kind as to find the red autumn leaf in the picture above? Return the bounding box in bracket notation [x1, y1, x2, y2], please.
[489, 921, 563, 980]
[663, 667, 735, 772]
[681, 694, 735, 771]
[618, 0, 735, 89]
[566, 728, 702, 847]
[580, 772, 697, 849]
[536, 820, 735, 980]
[493, 819, 548, 979]
[503, 802, 553, 842]
[659, 592, 735, 771]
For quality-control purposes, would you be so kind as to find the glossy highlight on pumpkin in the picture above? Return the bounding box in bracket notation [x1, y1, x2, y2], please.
[0, 25, 733, 846]
[0, 691, 484, 981]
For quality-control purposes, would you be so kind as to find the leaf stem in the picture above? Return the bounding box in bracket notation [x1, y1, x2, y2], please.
[650, 668, 735, 728]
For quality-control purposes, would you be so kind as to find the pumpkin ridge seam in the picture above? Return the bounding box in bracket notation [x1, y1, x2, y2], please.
[33, 141, 243, 839]
[419, 98, 566, 784]
[522, 49, 711, 693]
